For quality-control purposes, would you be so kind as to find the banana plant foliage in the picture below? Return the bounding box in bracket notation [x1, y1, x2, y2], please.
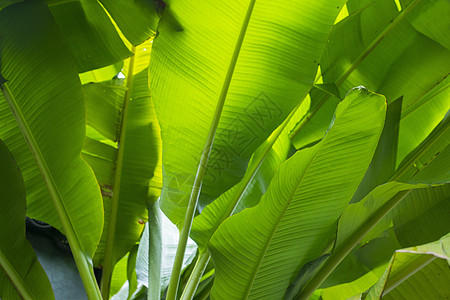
[150, 0, 348, 225]
[208, 87, 386, 299]
[0, 0, 449, 299]
[0, 140, 54, 300]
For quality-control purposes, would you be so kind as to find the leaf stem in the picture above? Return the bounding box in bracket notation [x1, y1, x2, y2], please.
[164, 1, 257, 299]
[0, 249, 34, 300]
[1, 83, 102, 300]
[296, 190, 411, 300]
[100, 46, 137, 299]
[147, 200, 162, 300]
[180, 250, 211, 300]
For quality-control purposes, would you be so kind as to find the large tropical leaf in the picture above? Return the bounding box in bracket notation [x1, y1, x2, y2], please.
[291, 0, 450, 168]
[319, 231, 400, 300]
[365, 233, 450, 299]
[393, 183, 450, 247]
[0, 1, 103, 296]
[135, 217, 197, 295]
[98, 0, 159, 45]
[209, 87, 386, 299]
[351, 97, 402, 203]
[150, 0, 347, 225]
[294, 143, 450, 299]
[317, 186, 449, 298]
[0, 140, 54, 300]
[79, 62, 124, 85]
[84, 83, 126, 142]
[107, 245, 139, 299]
[47, 0, 132, 72]
[394, 112, 449, 183]
[290, 86, 341, 150]
[80, 41, 162, 297]
[190, 97, 309, 250]
[404, 0, 450, 50]
[323, 0, 450, 163]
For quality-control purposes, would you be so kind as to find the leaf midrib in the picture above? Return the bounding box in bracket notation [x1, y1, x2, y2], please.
[0, 248, 35, 300]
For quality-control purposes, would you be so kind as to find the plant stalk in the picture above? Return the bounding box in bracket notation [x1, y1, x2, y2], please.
[180, 250, 211, 300]
[0, 249, 34, 300]
[1, 83, 102, 300]
[147, 200, 162, 300]
[100, 46, 137, 299]
[164, 1, 256, 299]
[296, 190, 411, 300]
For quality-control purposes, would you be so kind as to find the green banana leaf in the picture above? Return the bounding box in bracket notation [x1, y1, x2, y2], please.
[47, 0, 132, 72]
[393, 184, 450, 248]
[395, 113, 449, 183]
[82, 135, 117, 194]
[80, 41, 162, 297]
[0, 0, 103, 265]
[209, 87, 386, 299]
[321, 0, 450, 164]
[402, 0, 450, 50]
[290, 87, 341, 150]
[190, 97, 309, 250]
[292, 0, 449, 166]
[292, 141, 450, 298]
[351, 97, 402, 203]
[135, 218, 197, 295]
[84, 83, 126, 141]
[110, 253, 131, 298]
[313, 92, 449, 299]
[102, 69, 160, 264]
[150, 0, 347, 225]
[79, 62, 124, 85]
[319, 230, 400, 300]
[0, 140, 54, 300]
[108, 245, 139, 299]
[319, 184, 450, 298]
[98, 0, 159, 46]
[365, 233, 450, 299]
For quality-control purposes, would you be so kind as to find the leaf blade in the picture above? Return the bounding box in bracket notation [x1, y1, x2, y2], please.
[0, 140, 54, 300]
[209, 87, 386, 299]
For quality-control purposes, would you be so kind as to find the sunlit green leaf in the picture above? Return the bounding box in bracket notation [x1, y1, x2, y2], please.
[209, 87, 386, 299]
[0, 2, 103, 296]
[150, 0, 348, 225]
[321, 0, 450, 164]
[366, 233, 450, 299]
[48, 0, 132, 72]
[98, 0, 159, 45]
[0, 0, 103, 263]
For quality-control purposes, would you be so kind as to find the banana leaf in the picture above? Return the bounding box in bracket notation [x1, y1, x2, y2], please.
[0, 140, 54, 300]
[365, 232, 450, 299]
[0, 1, 103, 296]
[293, 0, 450, 166]
[209, 87, 386, 299]
[48, 0, 132, 72]
[150, 0, 348, 225]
